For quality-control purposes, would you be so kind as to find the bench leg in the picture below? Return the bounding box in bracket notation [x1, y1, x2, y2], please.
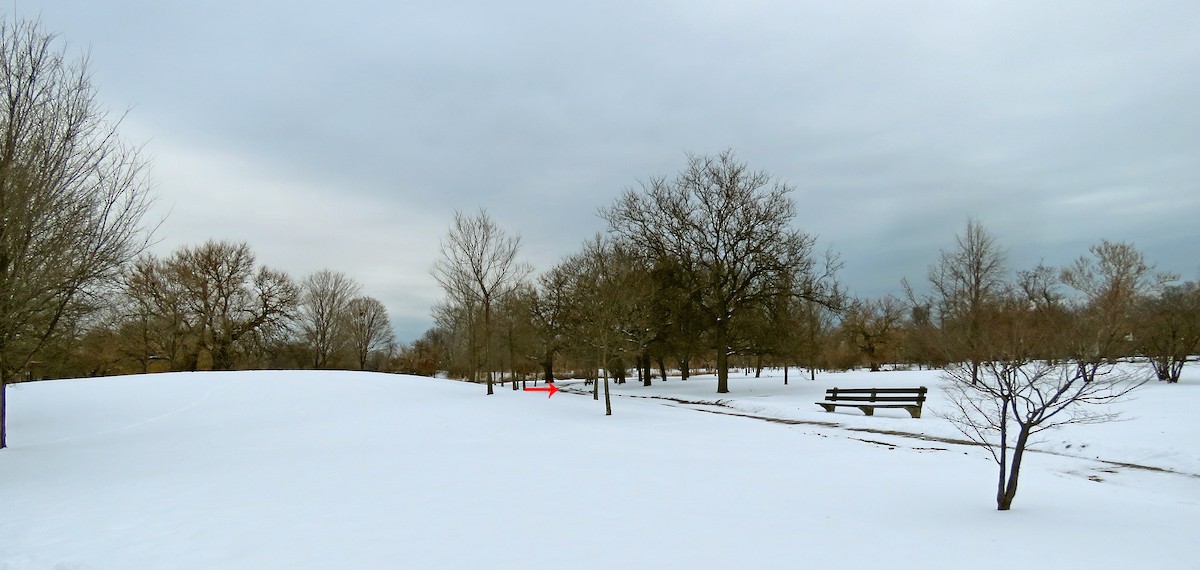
[906, 406, 922, 419]
[818, 403, 835, 413]
[857, 406, 874, 416]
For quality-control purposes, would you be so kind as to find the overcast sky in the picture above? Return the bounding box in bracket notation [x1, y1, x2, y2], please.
[16, 1, 1200, 342]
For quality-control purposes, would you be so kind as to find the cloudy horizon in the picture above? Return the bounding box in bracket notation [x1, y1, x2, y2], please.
[15, 1, 1199, 342]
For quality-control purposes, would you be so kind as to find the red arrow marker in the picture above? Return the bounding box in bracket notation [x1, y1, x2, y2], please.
[524, 383, 559, 398]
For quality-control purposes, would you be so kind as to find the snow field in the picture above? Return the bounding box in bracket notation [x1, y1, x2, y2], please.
[0, 367, 1196, 569]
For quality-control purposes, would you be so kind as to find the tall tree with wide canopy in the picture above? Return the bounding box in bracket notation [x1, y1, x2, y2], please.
[603, 150, 837, 394]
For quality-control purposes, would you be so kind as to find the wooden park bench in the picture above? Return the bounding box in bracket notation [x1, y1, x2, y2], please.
[815, 386, 928, 418]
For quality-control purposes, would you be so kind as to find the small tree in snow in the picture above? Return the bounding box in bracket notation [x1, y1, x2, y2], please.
[942, 290, 1146, 511]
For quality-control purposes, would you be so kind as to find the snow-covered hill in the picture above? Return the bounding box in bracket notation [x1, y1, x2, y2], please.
[1, 368, 1196, 569]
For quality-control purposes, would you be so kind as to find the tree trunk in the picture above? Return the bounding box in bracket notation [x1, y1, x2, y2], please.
[509, 325, 518, 391]
[656, 357, 667, 384]
[1154, 357, 1184, 383]
[593, 351, 601, 400]
[483, 302, 493, 392]
[604, 373, 612, 416]
[542, 353, 554, 383]
[754, 354, 763, 378]
[642, 353, 652, 387]
[1, 379, 7, 449]
[680, 357, 690, 381]
[998, 428, 1032, 511]
[716, 322, 730, 394]
[784, 365, 789, 385]
[212, 341, 234, 371]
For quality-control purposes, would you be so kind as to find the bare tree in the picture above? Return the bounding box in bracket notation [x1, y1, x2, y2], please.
[529, 264, 570, 383]
[556, 235, 649, 415]
[1060, 240, 1174, 380]
[164, 241, 298, 370]
[344, 296, 395, 371]
[122, 255, 193, 370]
[1014, 262, 1071, 361]
[841, 295, 905, 372]
[645, 256, 709, 382]
[603, 150, 836, 394]
[898, 293, 944, 371]
[926, 219, 1008, 384]
[430, 299, 477, 380]
[943, 287, 1146, 510]
[298, 270, 361, 368]
[431, 209, 531, 394]
[796, 297, 837, 380]
[0, 20, 155, 448]
[395, 327, 446, 377]
[1135, 281, 1200, 383]
[740, 254, 843, 382]
[495, 284, 541, 389]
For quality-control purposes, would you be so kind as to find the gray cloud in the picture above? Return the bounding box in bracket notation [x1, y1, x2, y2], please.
[17, 0, 1200, 340]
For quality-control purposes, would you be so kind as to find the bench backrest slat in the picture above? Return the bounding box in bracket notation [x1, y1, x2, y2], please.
[823, 386, 927, 403]
[821, 395, 923, 402]
[823, 387, 925, 394]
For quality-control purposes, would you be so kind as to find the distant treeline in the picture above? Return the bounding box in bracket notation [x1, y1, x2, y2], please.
[411, 152, 1199, 394]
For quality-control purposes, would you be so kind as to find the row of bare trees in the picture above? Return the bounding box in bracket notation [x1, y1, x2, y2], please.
[809, 221, 1198, 389]
[66, 241, 397, 377]
[425, 152, 846, 414]
[422, 162, 1197, 419]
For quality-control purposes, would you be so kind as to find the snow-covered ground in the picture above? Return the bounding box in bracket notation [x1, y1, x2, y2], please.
[1, 366, 1196, 569]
